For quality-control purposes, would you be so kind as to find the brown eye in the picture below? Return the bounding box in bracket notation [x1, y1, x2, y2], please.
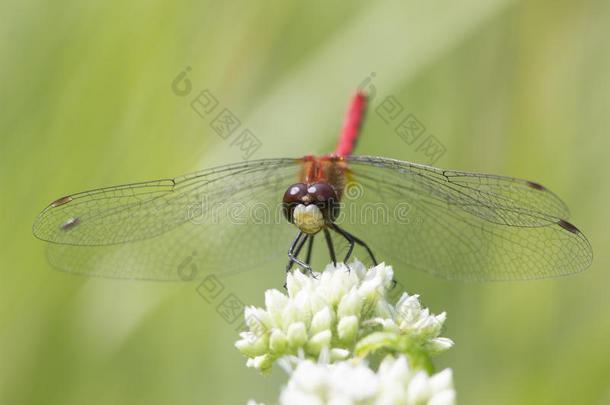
[307, 183, 337, 203]
[283, 183, 308, 222]
[284, 183, 308, 203]
[308, 183, 339, 222]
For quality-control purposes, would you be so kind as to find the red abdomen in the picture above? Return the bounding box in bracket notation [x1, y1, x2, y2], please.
[335, 92, 366, 156]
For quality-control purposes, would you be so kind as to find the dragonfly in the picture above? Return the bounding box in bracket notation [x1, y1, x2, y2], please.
[33, 92, 593, 282]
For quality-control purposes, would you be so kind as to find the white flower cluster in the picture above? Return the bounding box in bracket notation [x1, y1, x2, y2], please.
[247, 355, 455, 405]
[237, 261, 456, 405]
[356, 292, 454, 371]
[236, 261, 453, 373]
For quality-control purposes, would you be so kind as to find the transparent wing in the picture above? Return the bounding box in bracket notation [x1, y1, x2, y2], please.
[35, 158, 302, 280]
[34, 154, 593, 282]
[340, 156, 592, 281]
[33, 158, 297, 245]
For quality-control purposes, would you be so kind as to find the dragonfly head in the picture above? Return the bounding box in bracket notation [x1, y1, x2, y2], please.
[282, 182, 339, 234]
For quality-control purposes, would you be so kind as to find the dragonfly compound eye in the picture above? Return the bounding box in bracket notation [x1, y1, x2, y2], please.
[282, 183, 308, 223]
[307, 182, 339, 222]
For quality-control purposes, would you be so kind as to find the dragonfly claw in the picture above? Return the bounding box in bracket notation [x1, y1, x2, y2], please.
[342, 262, 352, 273]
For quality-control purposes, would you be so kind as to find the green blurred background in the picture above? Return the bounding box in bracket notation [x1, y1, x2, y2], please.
[2, 0, 609, 404]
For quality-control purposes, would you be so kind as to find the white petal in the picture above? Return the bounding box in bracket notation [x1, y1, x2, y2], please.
[281, 302, 300, 330]
[245, 306, 271, 334]
[429, 368, 454, 392]
[269, 329, 288, 353]
[428, 390, 456, 405]
[311, 307, 332, 335]
[287, 322, 308, 347]
[330, 362, 379, 400]
[306, 330, 332, 355]
[337, 315, 359, 343]
[329, 348, 350, 361]
[337, 287, 362, 318]
[265, 289, 288, 319]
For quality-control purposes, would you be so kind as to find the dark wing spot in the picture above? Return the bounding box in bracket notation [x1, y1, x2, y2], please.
[51, 196, 73, 207]
[60, 217, 81, 231]
[526, 181, 546, 191]
[557, 219, 580, 234]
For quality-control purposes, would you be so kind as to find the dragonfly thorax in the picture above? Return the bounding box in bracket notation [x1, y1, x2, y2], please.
[282, 182, 339, 234]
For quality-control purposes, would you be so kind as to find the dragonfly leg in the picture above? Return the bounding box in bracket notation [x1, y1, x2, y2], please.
[330, 223, 354, 271]
[330, 223, 378, 268]
[346, 231, 378, 266]
[330, 224, 391, 284]
[286, 230, 314, 277]
[350, 231, 393, 284]
[303, 234, 317, 278]
[305, 234, 315, 269]
[286, 231, 308, 273]
[323, 228, 337, 266]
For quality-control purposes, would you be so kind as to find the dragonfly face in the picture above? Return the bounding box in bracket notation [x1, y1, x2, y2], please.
[282, 182, 340, 234]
